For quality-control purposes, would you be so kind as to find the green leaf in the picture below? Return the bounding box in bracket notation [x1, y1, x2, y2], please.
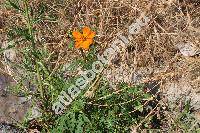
[143, 93, 152, 100]
[75, 114, 84, 133]
[135, 105, 143, 112]
[68, 40, 74, 49]
[33, 3, 46, 24]
[7, 0, 23, 12]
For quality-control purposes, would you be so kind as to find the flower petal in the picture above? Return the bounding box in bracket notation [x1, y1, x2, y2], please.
[82, 26, 91, 38]
[87, 31, 96, 39]
[81, 44, 90, 50]
[72, 31, 83, 39]
[75, 40, 83, 49]
[81, 39, 93, 50]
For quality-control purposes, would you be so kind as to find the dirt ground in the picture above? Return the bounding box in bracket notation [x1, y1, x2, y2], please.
[0, 0, 199, 131]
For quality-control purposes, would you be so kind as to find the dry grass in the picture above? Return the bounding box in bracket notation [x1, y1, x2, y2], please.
[0, 0, 200, 131]
[1, 0, 200, 107]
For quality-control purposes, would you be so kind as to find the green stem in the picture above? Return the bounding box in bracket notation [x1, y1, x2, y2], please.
[24, 0, 35, 49]
[36, 62, 44, 100]
[80, 49, 86, 61]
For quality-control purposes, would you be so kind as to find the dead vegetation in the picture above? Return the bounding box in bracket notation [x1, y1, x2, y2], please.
[0, 0, 200, 132]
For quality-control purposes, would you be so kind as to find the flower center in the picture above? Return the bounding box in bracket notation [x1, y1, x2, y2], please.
[82, 36, 87, 41]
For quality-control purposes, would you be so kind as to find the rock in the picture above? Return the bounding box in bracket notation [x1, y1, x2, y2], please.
[0, 94, 30, 124]
[176, 42, 200, 57]
[164, 77, 200, 110]
[0, 74, 30, 124]
[28, 107, 42, 120]
[0, 123, 23, 133]
[0, 73, 14, 91]
[1, 41, 16, 64]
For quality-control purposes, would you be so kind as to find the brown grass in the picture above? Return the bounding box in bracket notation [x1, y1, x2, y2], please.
[0, 0, 200, 130]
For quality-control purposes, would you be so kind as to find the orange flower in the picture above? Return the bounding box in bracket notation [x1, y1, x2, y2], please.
[72, 26, 96, 50]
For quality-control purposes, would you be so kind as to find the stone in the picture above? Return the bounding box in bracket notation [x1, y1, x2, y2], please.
[176, 42, 200, 57]
[164, 77, 200, 110]
[0, 73, 30, 124]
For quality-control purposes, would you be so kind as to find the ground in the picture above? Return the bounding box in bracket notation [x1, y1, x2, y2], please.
[0, 0, 200, 132]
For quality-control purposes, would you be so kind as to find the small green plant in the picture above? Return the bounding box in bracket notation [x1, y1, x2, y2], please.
[2, 0, 64, 131]
[51, 81, 162, 133]
[2, 1, 199, 133]
[2, 1, 163, 132]
[166, 99, 200, 132]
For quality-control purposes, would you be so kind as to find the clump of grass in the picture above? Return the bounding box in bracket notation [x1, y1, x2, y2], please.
[163, 99, 200, 132]
[1, 0, 66, 131]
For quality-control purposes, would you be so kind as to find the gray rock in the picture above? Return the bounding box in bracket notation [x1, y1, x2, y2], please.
[0, 74, 30, 124]
[0, 123, 24, 133]
[164, 77, 200, 110]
